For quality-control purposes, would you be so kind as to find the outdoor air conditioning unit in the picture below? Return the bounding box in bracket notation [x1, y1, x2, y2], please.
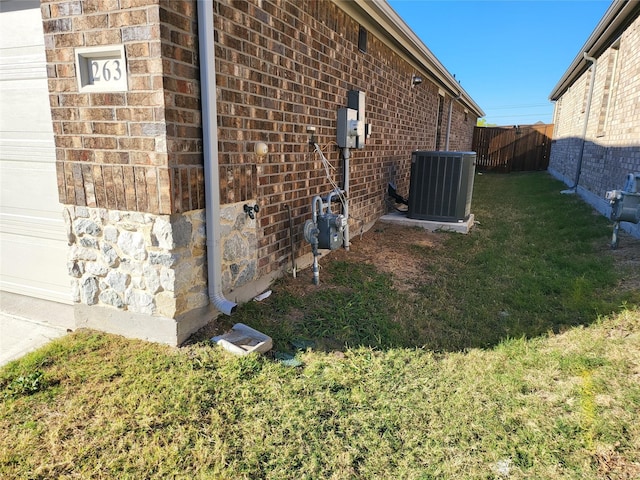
[408, 151, 476, 222]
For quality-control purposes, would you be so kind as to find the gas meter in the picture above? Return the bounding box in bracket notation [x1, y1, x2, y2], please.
[304, 193, 346, 250]
[605, 172, 640, 249]
[303, 192, 347, 284]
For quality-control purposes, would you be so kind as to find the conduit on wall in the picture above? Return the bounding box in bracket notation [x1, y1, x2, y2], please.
[445, 92, 461, 151]
[196, 0, 237, 315]
[341, 146, 350, 250]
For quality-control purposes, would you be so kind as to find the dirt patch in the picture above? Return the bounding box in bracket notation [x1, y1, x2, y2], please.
[272, 222, 446, 299]
[187, 223, 446, 344]
[327, 223, 445, 292]
[594, 444, 640, 480]
[607, 230, 640, 293]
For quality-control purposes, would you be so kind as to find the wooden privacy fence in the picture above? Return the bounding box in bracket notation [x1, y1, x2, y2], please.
[472, 124, 554, 172]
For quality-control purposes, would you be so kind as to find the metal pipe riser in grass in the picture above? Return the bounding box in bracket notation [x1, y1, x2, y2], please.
[311, 247, 320, 285]
[606, 172, 640, 249]
[304, 219, 321, 285]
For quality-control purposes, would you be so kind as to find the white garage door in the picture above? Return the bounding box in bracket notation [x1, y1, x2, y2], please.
[0, 0, 70, 304]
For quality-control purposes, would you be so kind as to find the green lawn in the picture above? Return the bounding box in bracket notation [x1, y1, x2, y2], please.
[2, 172, 639, 479]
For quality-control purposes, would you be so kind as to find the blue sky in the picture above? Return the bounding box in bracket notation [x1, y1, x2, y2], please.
[387, 0, 611, 126]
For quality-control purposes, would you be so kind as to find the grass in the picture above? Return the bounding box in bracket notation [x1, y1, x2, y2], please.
[1, 172, 639, 479]
[235, 172, 638, 353]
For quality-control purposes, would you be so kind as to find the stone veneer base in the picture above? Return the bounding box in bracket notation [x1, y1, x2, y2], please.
[75, 302, 218, 346]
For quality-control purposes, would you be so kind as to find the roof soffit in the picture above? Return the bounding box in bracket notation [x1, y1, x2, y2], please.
[331, 0, 485, 117]
[549, 0, 640, 101]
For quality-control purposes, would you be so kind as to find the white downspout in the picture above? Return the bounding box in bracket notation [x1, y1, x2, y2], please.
[445, 93, 460, 151]
[564, 52, 597, 194]
[197, 0, 237, 315]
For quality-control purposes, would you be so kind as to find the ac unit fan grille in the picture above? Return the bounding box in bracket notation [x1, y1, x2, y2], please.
[408, 151, 476, 222]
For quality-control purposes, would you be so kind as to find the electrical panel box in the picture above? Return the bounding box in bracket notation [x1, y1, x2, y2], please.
[348, 90, 365, 120]
[337, 90, 370, 149]
[337, 107, 359, 149]
[408, 151, 476, 222]
[349, 90, 371, 148]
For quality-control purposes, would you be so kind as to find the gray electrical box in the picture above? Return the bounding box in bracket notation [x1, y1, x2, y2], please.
[337, 90, 369, 149]
[337, 107, 358, 149]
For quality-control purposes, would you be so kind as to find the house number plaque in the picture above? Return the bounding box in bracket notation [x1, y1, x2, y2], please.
[75, 45, 128, 92]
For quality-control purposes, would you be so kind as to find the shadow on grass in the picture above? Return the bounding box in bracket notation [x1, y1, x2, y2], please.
[205, 173, 640, 354]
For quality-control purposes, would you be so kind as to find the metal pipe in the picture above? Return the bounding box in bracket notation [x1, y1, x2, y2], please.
[311, 247, 320, 285]
[197, 0, 237, 315]
[445, 93, 461, 151]
[283, 204, 297, 278]
[567, 52, 597, 192]
[341, 147, 350, 250]
[325, 189, 342, 212]
[312, 195, 323, 224]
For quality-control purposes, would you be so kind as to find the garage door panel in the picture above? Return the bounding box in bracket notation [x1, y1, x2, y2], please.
[0, 138, 56, 164]
[0, 1, 43, 49]
[0, 2, 70, 305]
[1, 214, 66, 241]
[0, 77, 55, 136]
[1, 160, 60, 217]
[0, 232, 70, 303]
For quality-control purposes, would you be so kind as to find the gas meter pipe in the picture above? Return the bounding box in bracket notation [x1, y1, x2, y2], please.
[341, 147, 351, 250]
[312, 195, 323, 224]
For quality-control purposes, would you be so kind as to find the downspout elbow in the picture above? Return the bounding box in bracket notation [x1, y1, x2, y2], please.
[211, 293, 237, 316]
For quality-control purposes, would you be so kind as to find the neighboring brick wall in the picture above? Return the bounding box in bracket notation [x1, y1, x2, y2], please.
[213, 0, 477, 278]
[549, 12, 640, 198]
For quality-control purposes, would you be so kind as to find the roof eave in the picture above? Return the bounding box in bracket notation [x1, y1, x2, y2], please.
[332, 0, 485, 117]
[549, 0, 638, 101]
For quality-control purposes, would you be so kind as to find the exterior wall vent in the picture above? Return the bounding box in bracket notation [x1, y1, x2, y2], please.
[408, 151, 476, 222]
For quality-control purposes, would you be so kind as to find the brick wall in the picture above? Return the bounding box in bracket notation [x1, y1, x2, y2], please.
[213, 0, 477, 278]
[43, 0, 201, 215]
[549, 12, 640, 199]
[41, 0, 478, 323]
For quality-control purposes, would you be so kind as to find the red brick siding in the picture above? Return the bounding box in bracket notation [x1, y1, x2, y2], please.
[213, 0, 476, 277]
[43, 0, 203, 215]
[43, 0, 477, 279]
